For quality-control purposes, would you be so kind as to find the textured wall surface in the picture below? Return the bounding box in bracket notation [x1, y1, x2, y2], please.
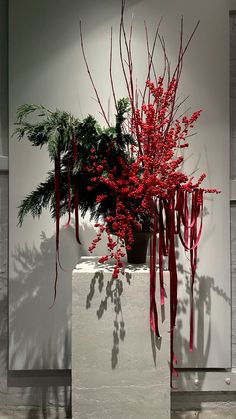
[231, 13, 236, 181]
[0, 0, 8, 401]
[0, 173, 8, 393]
[231, 203, 236, 367]
[0, 0, 8, 157]
[231, 13, 236, 368]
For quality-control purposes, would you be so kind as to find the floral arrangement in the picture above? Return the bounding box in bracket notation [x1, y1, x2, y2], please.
[15, 1, 219, 375]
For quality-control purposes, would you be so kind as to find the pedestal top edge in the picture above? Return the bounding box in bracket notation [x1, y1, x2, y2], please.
[73, 256, 164, 274]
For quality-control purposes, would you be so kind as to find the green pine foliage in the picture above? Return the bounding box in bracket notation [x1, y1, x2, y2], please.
[15, 99, 134, 226]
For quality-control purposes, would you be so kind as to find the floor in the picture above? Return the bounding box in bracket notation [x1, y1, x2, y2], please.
[172, 411, 236, 419]
[0, 408, 69, 419]
[0, 409, 236, 419]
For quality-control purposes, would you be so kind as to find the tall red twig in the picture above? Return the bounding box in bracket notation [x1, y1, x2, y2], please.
[110, 27, 118, 111]
[79, 3, 218, 380]
[80, 21, 110, 127]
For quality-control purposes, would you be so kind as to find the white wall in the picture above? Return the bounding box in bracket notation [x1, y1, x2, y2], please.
[9, 0, 231, 369]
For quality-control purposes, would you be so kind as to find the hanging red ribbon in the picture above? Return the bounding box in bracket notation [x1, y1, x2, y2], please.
[167, 195, 178, 378]
[64, 156, 71, 229]
[49, 149, 61, 309]
[178, 191, 203, 252]
[149, 202, 161, 338]
[72, 136, 81, 244]
[149, 189, 204, 377]
[189, 189, 203, 351]
[158, 200, 165, 306]
[175, 189, 203, 352]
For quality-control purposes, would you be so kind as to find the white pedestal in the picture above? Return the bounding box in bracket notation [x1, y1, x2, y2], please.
[72, 257, 170, 419]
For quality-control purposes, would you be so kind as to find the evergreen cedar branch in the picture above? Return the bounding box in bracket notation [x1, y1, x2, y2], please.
[15, 98, 136, 227]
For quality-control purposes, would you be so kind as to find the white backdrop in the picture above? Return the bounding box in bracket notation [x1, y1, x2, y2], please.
[9, 0, 231, 369]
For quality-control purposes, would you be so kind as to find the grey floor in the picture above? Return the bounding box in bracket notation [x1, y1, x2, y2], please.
[0, 408, 68, 419]
[0, 409, 235, 419]
[173, 411, 236, 419]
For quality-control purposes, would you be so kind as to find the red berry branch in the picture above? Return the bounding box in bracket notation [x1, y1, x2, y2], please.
[80, 2, 219, 377]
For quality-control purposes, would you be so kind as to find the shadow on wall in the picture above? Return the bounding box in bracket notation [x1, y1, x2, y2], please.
[10, 226, 74, 371]
[172, 235, 231, 391]
[0, 286, 7, 377]
[9, 218, 106, 371]
[8, 218, 107, 414]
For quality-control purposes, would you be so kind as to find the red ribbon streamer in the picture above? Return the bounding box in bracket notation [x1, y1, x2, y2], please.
[50, 150, 61, 309]
[169, 196, 178, 377]
[176, 189, 203, 352]
[150, 190, 204, 377]
[72, 136, 81, 244]
[64, 156, 71, 228]
[149, 202, 160, 338]
[158, 200, 165, 306]
[189, 189, 203, 351]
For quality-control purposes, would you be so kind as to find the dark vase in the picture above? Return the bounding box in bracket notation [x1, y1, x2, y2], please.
[125, 232, 151, 264]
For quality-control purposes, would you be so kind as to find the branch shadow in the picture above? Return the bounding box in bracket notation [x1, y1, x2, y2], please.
[85, 270, 127, 370]
[9, 226, 77, 417]
[172, 251, 231, 394]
